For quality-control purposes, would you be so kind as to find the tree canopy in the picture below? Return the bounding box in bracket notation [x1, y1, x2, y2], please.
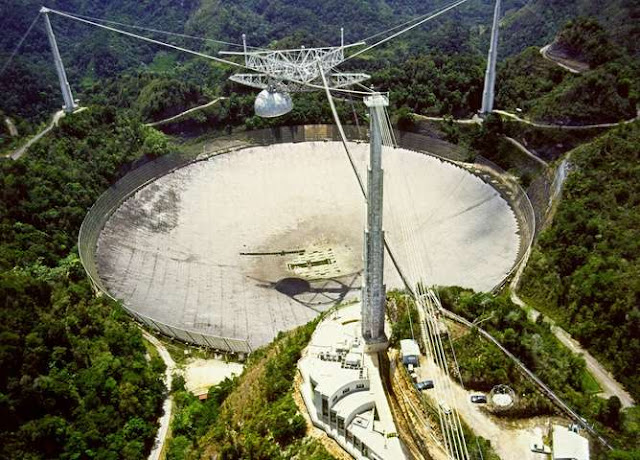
[0, 107, 171, 458]
[521, 121, 640, 402]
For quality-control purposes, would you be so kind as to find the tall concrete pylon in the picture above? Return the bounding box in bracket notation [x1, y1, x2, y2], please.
[362, 94, 389, 352]
[41, 7, 77, 113]
[480, 0, 501, 114]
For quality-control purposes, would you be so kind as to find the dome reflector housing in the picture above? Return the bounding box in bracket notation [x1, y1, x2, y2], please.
[255, 89, 293, 118]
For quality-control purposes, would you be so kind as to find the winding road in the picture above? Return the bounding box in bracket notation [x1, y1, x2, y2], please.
[9, 110, 65, 160]
[146, 97, 226, 127]
[414, 113, 482, 125]
[540, 44, 586, 74]
[509, 249, 634, 408]
[415, 110, 639, 131]
[141, 329, 176, 460]
[494, 109, 640, 130]
[509, 284, 635, 408]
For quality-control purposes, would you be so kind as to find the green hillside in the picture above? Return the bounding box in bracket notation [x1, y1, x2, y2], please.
[0, 108, 170, 459]
[1, 0, 638, 133]
[497, 18, 638, 125]
[501, 0, 640, 57]
[166, 319, 335, 460]
[520, 121, 640, 401]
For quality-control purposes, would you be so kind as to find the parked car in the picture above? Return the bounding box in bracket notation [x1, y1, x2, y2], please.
[470, 394, 487, 404]
[530, 442, 551, 454]
[439, 401, 452, 415]
[416, 380, 434, 391]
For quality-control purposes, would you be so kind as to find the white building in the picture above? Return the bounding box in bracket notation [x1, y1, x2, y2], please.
[298, 304, 407, 460]
[552, 424, 590, 460]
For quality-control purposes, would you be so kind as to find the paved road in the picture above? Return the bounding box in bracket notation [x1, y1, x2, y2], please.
[416, 110, 639, 131]
[539, 44, 585, 74]
[4, 116, 18, 136]
[504, 136, 548, 167]
[10, 110, 65, 160]
[509, 252, 635, 408]
[414, 113, 482, 125]
[494, 109, 640, 130]
[441, 307, 613, 450]
[552, 326, 635, 407]
[510, 289, 635, 408]
[146, 97, 226, 127]
[141, 329, 176, 460]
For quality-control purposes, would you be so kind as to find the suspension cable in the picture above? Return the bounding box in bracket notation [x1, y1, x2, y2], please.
[343, 0, 472, 63]
[48, 8, 262, 49]
[45, 8, 245, 67]
[317, 59, 366, 197]
[358, 0, 463, 44]
[0, 12, 41, 77]
[44, 8, 373, 97]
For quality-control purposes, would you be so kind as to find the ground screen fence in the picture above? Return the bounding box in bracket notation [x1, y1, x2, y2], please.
[78, 124, 537, 352]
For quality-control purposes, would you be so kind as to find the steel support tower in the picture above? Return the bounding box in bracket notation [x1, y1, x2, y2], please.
[41, 8, 77, 113]
[362, 94, 389, 352]
[480, 0, 501, 114]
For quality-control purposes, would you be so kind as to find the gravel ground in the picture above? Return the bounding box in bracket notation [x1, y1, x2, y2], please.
[183, 358, 244, 396]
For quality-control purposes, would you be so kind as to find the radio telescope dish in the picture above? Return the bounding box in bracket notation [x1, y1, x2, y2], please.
[255, 89, 293, 118]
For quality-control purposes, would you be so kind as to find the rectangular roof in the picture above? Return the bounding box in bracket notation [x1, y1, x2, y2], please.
[552, 425, 589, 460]
[400, 339, 420, 356]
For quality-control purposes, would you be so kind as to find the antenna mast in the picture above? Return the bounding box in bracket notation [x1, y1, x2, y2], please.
[362, 93, 389, 352]
[41, 7, 77, 113]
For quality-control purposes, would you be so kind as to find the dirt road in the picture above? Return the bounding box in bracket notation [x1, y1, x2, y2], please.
[504, 136, 548, 167]
[4, 116, 18, 136]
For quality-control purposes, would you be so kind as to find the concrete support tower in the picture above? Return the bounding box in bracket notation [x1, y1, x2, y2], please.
[480, 0, 501, 114]
[41, 8, 77, 113]
[362, 94, 389, 352]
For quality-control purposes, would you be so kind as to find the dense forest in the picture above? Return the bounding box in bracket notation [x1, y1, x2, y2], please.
[520, 121, 640, 402]
[2, 0, 639, 143]
[0, 107, 167, 269]
[0, 108, 170, 458]
[0, 268, 166, 459]
[497, 18, 638, 125]
[1, 0, 639, 457]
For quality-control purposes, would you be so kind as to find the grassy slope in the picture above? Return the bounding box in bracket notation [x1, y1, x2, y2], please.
[165, 319, 335, 460]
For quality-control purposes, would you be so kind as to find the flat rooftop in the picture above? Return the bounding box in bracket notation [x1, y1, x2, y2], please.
[298, 303, 407, 459]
